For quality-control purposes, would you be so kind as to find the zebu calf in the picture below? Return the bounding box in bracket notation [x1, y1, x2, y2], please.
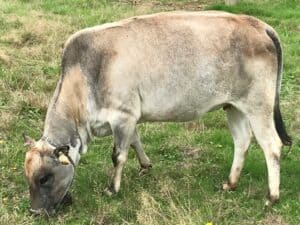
[24, 11, 291, 215]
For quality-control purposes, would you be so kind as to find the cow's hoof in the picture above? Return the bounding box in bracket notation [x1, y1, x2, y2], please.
[265, 195, 279, 207]
[139, 164, 152, 176]
[222, 181, 237, 191]
[103, 187, 116, 196]
[265, 199, 272, 208]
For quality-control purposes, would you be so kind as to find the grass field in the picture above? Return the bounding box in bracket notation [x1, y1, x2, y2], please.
[0, 0, 300, 224]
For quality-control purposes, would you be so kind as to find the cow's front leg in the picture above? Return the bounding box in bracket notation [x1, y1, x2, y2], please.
[104, 117, 136, 196]
[130, 129, 152, 174]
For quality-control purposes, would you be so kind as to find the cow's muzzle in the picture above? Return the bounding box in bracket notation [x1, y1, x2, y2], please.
[28, 192, 72, 217]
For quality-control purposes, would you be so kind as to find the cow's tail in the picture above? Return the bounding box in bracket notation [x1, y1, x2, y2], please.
[266, 28, 292, 146]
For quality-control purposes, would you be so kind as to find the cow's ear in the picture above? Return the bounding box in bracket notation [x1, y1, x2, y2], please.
[23, 134, 35, 148]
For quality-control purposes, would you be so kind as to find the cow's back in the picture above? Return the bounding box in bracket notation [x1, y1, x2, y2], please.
[61, 11, 277, 122]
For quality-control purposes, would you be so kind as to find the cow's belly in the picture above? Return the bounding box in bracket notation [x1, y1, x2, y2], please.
[136, 65, 231, 122]
[139, 92, 228, 122]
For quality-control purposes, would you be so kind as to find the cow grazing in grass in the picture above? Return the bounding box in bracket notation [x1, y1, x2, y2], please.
[24, 11, 291, 216]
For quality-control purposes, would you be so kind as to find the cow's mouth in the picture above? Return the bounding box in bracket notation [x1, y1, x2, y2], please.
[53, 191, 73, 213]
[60, 191, 73, 206]
[29, 192, 72, 217]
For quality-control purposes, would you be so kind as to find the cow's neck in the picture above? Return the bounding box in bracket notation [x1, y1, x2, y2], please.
[42, 108, 81, 164]
[42, 65, 89, 164]
[43, 109, 78, 147]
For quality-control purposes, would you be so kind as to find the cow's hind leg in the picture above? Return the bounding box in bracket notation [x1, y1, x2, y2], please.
[223, 106, 252, 191]
[247, 111, 282, 206]
[130, 129, 152, 174]
[104, 116, 137, 196]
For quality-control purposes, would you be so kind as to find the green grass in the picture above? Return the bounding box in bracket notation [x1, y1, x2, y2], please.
[0, 0, 300, 224]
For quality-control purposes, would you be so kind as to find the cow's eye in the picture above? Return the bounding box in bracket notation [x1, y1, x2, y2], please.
[40, 174, 53, 185]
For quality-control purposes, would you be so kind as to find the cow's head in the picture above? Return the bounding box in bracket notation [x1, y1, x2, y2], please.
[23, 136, 75, 216]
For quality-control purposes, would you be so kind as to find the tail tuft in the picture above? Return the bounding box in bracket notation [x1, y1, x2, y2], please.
[274, 99, 292, 146]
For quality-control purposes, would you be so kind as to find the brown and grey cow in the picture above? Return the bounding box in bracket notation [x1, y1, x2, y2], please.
[24, 11, 291, 215]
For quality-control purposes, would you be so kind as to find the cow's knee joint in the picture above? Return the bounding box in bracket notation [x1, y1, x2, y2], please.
[112, 151, 120, 167]
[112, 146, 128, 166]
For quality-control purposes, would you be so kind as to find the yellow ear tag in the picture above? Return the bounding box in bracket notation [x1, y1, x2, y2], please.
[58, 153, 70, 165]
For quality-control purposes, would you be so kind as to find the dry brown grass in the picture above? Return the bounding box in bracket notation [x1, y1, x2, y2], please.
[135, 191, 204, 225]
[2, 11, 73, 59]
[0, 50, 11, 66]
[260, 213, 287, 225]
[118, 0, 217, 17]
[152, 0, 213, 11]
[0, 9, 75, 135]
